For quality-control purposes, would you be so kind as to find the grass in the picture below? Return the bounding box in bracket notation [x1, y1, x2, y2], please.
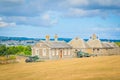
[0, 55, 120, 80]
[115, 42, 120, 47]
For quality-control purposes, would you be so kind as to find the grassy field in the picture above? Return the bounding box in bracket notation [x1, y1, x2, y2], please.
[0, 56, 120, 80]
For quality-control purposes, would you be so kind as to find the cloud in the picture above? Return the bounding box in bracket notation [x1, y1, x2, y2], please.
[0, 21, 16, 27]
[1, 11, 59, 27]
[41, 11, 59, 26]
[62, 0, 120, 9]
[0, 0, 120, 27]
[65, 8, 102, 17]
[62, 0, 120, 18]
[42, 14, 50, 21]
[0, 0, 24, 5]
[0, 17, 16, 27]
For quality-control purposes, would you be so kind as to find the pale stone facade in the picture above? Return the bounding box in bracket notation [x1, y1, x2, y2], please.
[68, 37, 92, 56]
[32, 35, 73, 60]
[32, 34, 120, 60]
[69, 34, 120, 56]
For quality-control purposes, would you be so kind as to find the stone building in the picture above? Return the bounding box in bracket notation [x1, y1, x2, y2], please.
[68, 37, 92, 56]
[32, 35, 73, 60]
[87, 34, 119, 56]
[69, 34, 120, 56]
[32, 34, 120, 59]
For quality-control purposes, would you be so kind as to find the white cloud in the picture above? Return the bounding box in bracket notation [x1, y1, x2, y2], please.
[0, 21, 16, 27]
[0, 0, 120, 27]
[61, 0, 120, 18]
[66, 8, 101, 17]
[63, 0, 120, 8]
[41, 11, 59, 26]
[1, 11, 59, 27]
[95, 0, 120, 7]
[42, 13, 50, 21]
[0, 17, 16, 27]
[66, 0, 89, 6]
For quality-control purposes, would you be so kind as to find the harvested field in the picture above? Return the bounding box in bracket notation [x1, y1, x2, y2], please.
[0, 55, 120, 80]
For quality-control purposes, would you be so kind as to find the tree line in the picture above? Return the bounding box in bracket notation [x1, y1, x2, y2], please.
[0, 45, 31, 56]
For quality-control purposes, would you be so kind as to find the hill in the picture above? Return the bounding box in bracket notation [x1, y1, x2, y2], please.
[0, 36, 120, 42]
[0, 56, 120, 80]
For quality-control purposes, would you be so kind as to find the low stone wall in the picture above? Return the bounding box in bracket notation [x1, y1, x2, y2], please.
[94, 47, 120, 56]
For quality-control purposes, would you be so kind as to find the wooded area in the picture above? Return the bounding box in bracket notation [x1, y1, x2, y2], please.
[0, 45, 31, 56]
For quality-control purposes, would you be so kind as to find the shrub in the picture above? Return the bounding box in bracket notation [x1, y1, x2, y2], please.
[115, 42, 120, 47]
[8, 55, 16, 60]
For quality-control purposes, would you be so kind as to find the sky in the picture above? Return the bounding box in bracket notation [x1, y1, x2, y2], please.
[0, 0, 120, 39]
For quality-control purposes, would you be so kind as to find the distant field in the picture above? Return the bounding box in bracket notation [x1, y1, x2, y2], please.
[0, 56, 120, 80]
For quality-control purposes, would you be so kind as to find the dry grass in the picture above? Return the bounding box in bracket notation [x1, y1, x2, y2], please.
[0, 55, 120, 80]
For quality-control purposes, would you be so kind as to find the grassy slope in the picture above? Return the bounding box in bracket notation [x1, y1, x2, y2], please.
[0, 56, 120, 80]
[115, 42, 120, 47]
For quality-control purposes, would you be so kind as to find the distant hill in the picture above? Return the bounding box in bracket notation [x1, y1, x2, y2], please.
[0, 36, 39, 41]
[0, 36, 120, 42]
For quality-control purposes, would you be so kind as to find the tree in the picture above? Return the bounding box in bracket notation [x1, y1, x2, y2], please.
[0, 45, 32, 56]
[0, 45, 7, 56]
[24, 46, 31, 55]
[6, 46, 17, 55]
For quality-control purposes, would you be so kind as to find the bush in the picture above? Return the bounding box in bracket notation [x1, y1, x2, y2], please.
[0, 55, 16, 61]
[115, 42, 120, 47]
[8, 55, 16, 60]
[0, 56, 7, 61]
[0, 45, 32, 56]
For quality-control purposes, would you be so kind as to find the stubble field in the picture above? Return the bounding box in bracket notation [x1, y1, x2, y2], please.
[0, 55, 120, 80]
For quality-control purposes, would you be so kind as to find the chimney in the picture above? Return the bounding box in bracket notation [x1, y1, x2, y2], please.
[45, 35, 50, 41]
[91, 34, 97, 40]
[54, 34, 58, 41]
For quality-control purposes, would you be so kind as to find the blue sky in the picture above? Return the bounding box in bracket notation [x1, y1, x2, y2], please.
[0, 0, 120, 39]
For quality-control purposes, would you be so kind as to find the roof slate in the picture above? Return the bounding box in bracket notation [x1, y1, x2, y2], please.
[41, 41, 72, 49]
